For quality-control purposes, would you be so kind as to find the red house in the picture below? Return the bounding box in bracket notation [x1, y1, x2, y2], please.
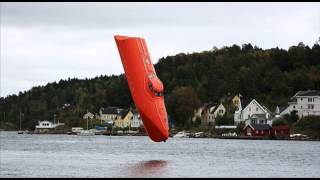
[272, 125, 290, 137]
[243, 124, 272, 136]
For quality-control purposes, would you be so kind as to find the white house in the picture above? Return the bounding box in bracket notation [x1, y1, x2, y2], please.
[280, 90, 320, 118]
[83, 112, 95, 119]
[234, 99, 272, 125]
[131, 113, 143, 128]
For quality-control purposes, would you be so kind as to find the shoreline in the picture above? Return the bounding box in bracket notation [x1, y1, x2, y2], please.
[2, 130, 319, 141]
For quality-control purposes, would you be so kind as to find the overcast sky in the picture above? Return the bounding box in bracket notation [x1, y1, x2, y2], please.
[1, 2, 320, 97]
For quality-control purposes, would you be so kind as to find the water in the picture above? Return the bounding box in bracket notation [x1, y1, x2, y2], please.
[0, 131, 319, 178]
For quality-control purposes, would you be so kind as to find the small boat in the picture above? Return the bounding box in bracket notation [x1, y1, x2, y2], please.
[77, 130, 95, 136]
[77, 118, 94, 136]
[173, 131, 190, 138]
[194, 132, 205, 138]
[17, 130, 24, 134]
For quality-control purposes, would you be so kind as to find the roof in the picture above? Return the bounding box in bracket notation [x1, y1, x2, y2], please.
[100, 107, 121, 115]
[293, 90, 320, 97]
[84, 112, 94, 115]
[242, 99, 270, 115]
[244, 124, 271, 130]
[209, 103, 224, 113]
[131, 109, 139, 114]
[262, 105, 272, 115]
[278, 106, 287, 113]
[200, 102, 215, 115]
[119, 109, 129, 119]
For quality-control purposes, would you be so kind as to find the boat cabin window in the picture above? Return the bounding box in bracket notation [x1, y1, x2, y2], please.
[148, 81, 164, 97]
[147, 73, 164, 97]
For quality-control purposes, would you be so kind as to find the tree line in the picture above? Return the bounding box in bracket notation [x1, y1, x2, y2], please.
[1, 41, 319, 130]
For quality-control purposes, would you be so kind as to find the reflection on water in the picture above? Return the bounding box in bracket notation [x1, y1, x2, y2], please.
[128, 160, 168, 177]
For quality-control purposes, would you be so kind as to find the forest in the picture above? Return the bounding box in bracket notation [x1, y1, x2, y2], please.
[1, 41, 320, 130]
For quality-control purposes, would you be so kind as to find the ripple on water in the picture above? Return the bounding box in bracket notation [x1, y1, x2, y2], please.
[1, 132, 320, 177]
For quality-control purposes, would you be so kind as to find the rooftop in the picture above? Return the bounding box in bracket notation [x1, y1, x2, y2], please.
[293, 90, 320, 97]
[100, 107, 122, 115]
[244, 124, 271, 130]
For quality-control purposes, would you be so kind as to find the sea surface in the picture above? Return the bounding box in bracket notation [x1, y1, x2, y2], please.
[0, 131, 319, 178]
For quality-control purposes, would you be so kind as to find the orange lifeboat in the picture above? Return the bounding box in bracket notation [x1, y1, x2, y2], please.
[114, 35, 169, 142]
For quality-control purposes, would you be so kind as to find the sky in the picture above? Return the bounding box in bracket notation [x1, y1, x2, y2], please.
[1, 2, 320, 98]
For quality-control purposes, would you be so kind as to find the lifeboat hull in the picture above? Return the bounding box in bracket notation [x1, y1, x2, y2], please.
[114, 35, 169, 142]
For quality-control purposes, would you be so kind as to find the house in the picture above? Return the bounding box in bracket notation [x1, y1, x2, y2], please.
[114, 110, 133, 128]
[232, 94, 242, 110]
[83, 112, 95, 119]
[131, 112, 143, 128]
[272, 125, 290, 138]
[35, 120, 65, 133]
[280, 90, 320, 118]
[234, 99, 272, 125]
[99, 106, 122, 123]
[192, 105, 206, 123]
[201, 103, 226, 125]
[193, 102, 227, 125]
[243, 124, 272, 136]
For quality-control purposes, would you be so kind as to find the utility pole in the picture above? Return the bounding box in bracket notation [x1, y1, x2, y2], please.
[54, 113, 56, 132]
[87, 117, 89, 130]
[19, 110, 22, 130]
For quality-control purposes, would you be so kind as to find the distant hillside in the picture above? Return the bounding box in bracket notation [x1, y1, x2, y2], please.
[1, 42, 320, 130]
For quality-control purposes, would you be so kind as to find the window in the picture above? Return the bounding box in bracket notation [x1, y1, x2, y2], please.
[219, 109, 223, 114]
[308, 98, 312, 102]
[308, 104, 314, 109]
[256, 107, 258, 112]
[249, 107, 251, 111]
[148, 82, 164, 97]
[293, 106, 295, 109]
[301, 98, 303, 101]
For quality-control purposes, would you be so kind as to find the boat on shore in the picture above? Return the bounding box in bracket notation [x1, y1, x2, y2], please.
[77, 129, 95, 136]
[290, 133, 310, 140]
[173, 131, 190, 138]
[77, 118, 95, 136]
